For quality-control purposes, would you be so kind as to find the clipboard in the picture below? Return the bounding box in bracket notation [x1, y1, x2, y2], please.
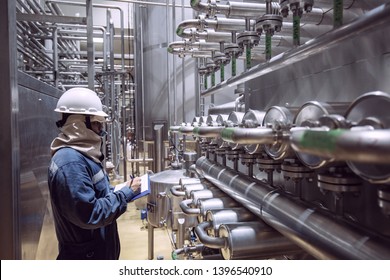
[114, 173, 150, 201]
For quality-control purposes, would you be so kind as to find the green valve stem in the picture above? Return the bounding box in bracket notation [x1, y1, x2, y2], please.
[334, 0, 343, 28]
[265, 33, 272, 61]
[246, 45, 251, 70]
[211, 72, 215, 87]
[293, 14, 300, 47]
[220, 65, 225, 82]
[204, 75, 208, 90]
[232, 57, 237, 77]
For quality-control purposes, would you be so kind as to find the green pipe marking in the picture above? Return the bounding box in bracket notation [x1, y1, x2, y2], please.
[176, 26, 183, 36]
[266, 33, 272, 60]
[192, 126, 200, 135]
[220, 65, 225, 81]
[334, 0, 343, 28]
[246, 46, 251, 69]
[232, 57, 237, 76]
[221, 127, 235, 141]
[298, 129, 345, 152]
[211, 72, 215, 87]
[293, 15, 300, 46]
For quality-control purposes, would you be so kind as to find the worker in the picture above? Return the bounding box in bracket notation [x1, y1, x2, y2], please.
[48, 87, 141, 260]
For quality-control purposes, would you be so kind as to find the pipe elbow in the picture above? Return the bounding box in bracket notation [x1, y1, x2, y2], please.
[171, 185, 185, 197]
[180, 199, 201, 215]
[195, 222, 226, 249]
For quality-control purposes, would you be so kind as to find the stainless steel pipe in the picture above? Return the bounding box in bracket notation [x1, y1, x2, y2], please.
[290, 128, 390, 164]
[221, 127, 275, 144]
[196, 156, 390, 259]
[195, 221, 302, 259]
[201, 3, 390, 97]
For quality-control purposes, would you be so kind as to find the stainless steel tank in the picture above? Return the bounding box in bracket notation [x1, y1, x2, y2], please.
[147, 169, 187, 228]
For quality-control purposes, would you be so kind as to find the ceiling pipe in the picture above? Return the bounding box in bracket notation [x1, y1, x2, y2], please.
[200, 2, 390, 97]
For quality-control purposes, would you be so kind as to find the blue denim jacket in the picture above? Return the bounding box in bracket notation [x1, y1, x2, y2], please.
[48, 147, 136, 259]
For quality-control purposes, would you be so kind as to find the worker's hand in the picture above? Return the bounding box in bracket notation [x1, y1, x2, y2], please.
[128, 176, 142, 193]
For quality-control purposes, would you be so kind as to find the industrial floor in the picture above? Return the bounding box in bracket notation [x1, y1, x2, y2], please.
[117, 200, 174, 260]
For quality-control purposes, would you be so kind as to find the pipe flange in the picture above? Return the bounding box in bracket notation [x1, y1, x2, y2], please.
[239, 153, 257, 164]
[293, 101, 345, 169]
[215, 147, 227, 156]
[255, 14, 283, 35]
[213, 52, 230, 66]
[224, 43, 242, 58]
[281, 161, 313, 179]
[226, 149, 243, 160]
[344, 91, 390, 184]
[207, 144, 218, 154]
[236, 31, 260, 48]
[257, 156, 282, 171]
[262, 106, 294, 160]
[198, 66, 208, 75]
[317, 171, 361, 193]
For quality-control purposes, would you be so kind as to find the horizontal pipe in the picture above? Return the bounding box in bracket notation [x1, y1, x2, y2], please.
[201, 3, 390, 97]
[179, 126, 195, 135]
[290, 128, 390, 164]
[220, 127, 275, 144]
[193, 126, 224, 138]
[196, 156, 390, 259]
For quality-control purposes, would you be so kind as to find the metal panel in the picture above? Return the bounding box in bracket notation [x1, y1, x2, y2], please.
[18, 71, 62, 259]
[0, 0, 19, 260]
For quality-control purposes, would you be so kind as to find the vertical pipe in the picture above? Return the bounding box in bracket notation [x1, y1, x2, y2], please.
[334, 0, 344, 28]
[172, 0, 177, 126]
[245, 43, 251, 70]
[265, 32, 272, 61]
[177, 218, 185, 249]
[293, 12, 300, 47]
[122, 104, 127, 180]
[148, 224, 154, 259]
[211, 72, 215, 87]
[52, 27, 59, 88]
[139, 6, 146, 174]
[181, 0, 186, 123]
[86, 0, 94, 89]
[220, 64, 225, 82]
[232, 56, 237, 76]
[153, 123, 164, 173]
[195, 58, 200, 117]
[166, 0, 171, 127]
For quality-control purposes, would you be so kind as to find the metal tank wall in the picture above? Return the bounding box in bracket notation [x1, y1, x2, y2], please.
[134, 1, 240, 141]
[18, 72, 62, 259]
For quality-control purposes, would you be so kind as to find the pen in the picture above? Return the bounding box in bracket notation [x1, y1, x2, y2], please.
[129, 174, 134, 186]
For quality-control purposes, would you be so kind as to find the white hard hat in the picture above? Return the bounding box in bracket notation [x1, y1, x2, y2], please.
[55, 87, 108, 117]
